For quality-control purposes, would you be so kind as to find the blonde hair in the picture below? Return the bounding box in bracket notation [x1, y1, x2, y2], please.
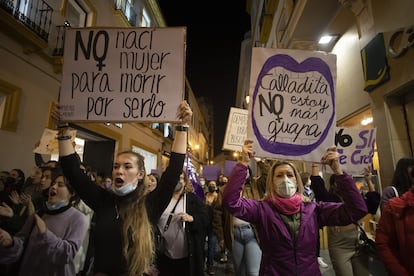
[116, 151, 154, 275]
[265, 160, 308, 201]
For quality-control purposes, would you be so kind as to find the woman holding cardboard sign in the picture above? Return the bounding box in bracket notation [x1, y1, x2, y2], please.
[51, 100, 192, 276]
[222, 140, 368, 275]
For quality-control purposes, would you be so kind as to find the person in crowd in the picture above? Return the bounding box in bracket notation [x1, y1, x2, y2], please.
[0, 167, 61, 236]
[218, 174, 228, 188]
[73, 196, 94, 275]
[216, 174, 230, 263]
[0, 172, 13, 203]
[0, 171, 10, 182]
[99, 176, 113, 191]
[199, 176, 207, 193]
[375, 178, 414, 275]
[156, 171, 209, 276]
[52, 100, 192, 276]
[31, 167, 57, 214]
[222, 140, 368, 275]
[204, 180, 218, 275]
[380, 156, 414, 210]
[255, 159, 271, 198]
[20, 167, 42, 199]
[9, 169, 25, 193]
[311, 165, 380, 276]
[0, 171, 88, 276]
[213, 166, 262, 276]
[300, 170, 329, 269]
[0, 191, 31, 236]
[147, 173, 159, 193]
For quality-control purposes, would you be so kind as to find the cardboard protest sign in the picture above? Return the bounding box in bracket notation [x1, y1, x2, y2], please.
[202, 165, 222, 181]
[60, 27, 186, 122]
[222, 107, 248, 151]
[248, 48, 337, 162]
[34, 128, 77, 155]
[335, 127, 376, 175]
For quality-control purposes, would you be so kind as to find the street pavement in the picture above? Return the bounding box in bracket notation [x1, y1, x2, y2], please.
[205, 249, 389, 276]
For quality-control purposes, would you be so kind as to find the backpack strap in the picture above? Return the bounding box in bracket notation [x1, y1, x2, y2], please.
[391, 186, 399, 197]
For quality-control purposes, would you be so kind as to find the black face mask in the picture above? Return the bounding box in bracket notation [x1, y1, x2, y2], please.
[208, 186, 216, 193]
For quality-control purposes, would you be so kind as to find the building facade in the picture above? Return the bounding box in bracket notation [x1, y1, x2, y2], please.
[236, 0, 414, 189]
[0, 0, 212, 178]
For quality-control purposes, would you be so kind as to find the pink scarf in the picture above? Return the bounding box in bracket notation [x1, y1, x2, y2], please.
[266, 193, 302, 215]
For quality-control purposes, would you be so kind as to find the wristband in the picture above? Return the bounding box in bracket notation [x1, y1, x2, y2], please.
[175, 125, 189, 132]
[57, 135, 72, 141]
[57, 123, 69, 129]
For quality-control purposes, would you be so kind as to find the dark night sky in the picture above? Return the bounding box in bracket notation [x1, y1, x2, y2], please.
[157, 1, 251, 155]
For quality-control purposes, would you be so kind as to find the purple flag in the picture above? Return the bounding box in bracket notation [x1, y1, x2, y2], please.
[185, 156, 205, 200]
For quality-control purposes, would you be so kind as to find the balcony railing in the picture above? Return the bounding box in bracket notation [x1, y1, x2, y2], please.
[52, 21, 70, 56]
[0, 0, 53, 41]
[114, 0, 137, 26]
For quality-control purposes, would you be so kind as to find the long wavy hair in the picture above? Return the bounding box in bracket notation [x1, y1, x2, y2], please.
[116, 151, 154, 275]
[265, 160, 306, 201]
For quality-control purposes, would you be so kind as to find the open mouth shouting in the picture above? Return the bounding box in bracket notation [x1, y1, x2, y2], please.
[114, 178, 124, 188]
[49, 190, 57, 198]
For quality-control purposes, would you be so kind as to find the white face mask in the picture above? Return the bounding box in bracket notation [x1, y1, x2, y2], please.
[276, 176, 297, 198]
[112, 182, 137, 196]
[45, 200, 68, 211]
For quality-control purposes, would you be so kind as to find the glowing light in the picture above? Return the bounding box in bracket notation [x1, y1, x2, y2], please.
[319, 35, 334, 44]
[361, 117, 373, 126]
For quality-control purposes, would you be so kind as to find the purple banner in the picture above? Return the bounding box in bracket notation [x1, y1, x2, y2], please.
[202, 165, 222, 181]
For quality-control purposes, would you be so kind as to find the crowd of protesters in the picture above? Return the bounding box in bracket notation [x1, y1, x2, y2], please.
[1, 98, 412, 276]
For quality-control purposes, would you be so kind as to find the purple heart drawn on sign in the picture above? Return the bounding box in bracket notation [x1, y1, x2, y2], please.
[251, 54, 335, 156]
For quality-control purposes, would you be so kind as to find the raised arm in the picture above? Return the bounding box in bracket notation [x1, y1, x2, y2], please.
[222, 140, 260, 224]
[146, 101, 193, 223]
[319, 146, 368, 224]
[171, 100, 192, 154]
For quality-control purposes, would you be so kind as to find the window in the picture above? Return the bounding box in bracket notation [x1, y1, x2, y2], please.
[115, 0, 137, 26]
[132, 145, 157, 175]
[66, 0, 87, 27]
[0, 79, 21, 132]
[140, 7, 150, 27]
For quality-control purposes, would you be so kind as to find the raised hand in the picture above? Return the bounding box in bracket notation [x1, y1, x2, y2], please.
[0, 202, 14, 218]
[0, 228, 13, 247]
[8, 191, 21, 205]
[241, 140, 254, 165]
[364, 167, 375, 192]
[20, 193, 35, 216]
[321, 146, 343, 175]
[50, 103, 63, 126]
[364, 167, 372, 181]
[176, 100, 193, 125]
[34, 214, 46, 234]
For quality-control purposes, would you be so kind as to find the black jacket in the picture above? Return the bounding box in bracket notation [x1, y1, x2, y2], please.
[60, 152, 184, 275]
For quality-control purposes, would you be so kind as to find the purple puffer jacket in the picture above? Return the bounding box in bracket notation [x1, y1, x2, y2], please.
[223, 163, 367, 276]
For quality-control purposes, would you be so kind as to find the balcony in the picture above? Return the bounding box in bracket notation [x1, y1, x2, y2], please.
[0, 0, 52, 53]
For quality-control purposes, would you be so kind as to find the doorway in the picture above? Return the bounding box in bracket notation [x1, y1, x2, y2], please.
[71, 125, 116, 179]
